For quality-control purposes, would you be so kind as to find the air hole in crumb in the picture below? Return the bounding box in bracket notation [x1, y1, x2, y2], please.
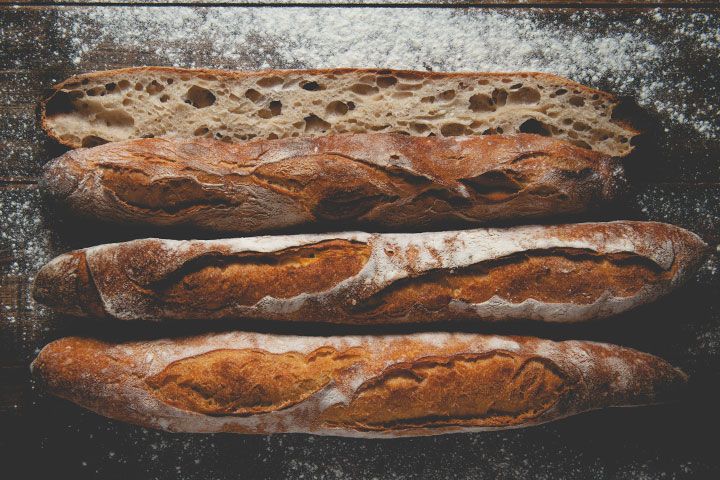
[159, 94, 170, 103]
[81, 135, 108, 148]
[392, 92, 413, 99]
[507, 87, 540, 104]
[350, 84, 379, 95]
[469, 93, 494, 112]
[420, 96, 435, 104]
[244, 89, 264, 103]
[145, 80, 164, 95]
[377, 76, 398, 88]
[440, 123, 466, 136]
[105, 82, 117, 92]
[134, 83, 143, 91]
[326, 101, 349, 116]
[594, 130, 611, 141]
[166, 78, 174, 85]
[118, 80, 130, 90]
[257, 76, 284, 88]
[555, 89, 568, 96]
[45, 91, 83, 116]
[347, 101, 356, 110]
[184, 85, 216, 108]
[509, 83, 523, 90]
[573, 121, 590, 131]
[569, 96, 585, 107]
[491, 89, 507, 107]
[122, 98, 132, 106]
[438, 90, 456, 101]
[519, 119, 551, 136]
[478, 79, 489, 85]
[86, 86, 105, 96]
[563, 118, 573, 125]
[304, 114, 331, 132]
[269, 100, 282, 116]
[193, 127, 209, 136]
[396, 83, 423, 91]
[268, 133, 279, 140]
[300, 81, 323, 91]
[96, 109, 134, 128]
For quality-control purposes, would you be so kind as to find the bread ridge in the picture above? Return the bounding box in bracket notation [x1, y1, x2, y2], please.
[41, 67, 639, 156]
[30, 332, 687, 437]
[41, 133, 626, 234]
[31, 221, 708, 324]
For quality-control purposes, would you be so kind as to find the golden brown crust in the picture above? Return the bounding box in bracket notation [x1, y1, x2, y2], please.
[318, 352, 570, 431]
[146, 347, 364, 416]
[352, 250, 668, 320]
[155, 240, 370, 311]
[42, 133, 626, 234]
[31, 332, 687, 437]
[31, 222, 708, 324]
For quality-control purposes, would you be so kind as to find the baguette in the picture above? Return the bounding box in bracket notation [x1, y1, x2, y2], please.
[42, 67, 638, 156]
[31, 332, 687, 437]
[32, 221, 707, 324]
[41, 133, 625, 234]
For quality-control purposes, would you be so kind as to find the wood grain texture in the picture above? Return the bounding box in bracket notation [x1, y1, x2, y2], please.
[1, 3, 719, 479]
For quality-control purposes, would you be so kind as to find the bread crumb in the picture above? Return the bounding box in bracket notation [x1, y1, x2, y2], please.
[51, 7, 720, 140]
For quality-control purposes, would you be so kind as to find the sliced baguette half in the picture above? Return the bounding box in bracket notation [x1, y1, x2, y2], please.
[42, 67, 638, 156]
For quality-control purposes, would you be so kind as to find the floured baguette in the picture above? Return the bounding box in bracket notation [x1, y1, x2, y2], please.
[32, 221, 707, 324]
[42, 67, 638, 156]
[31, 332, 687, 437]
[41, 133, 625, 233]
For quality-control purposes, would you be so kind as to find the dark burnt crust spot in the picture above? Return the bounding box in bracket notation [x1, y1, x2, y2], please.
[145, 347, 364, 416]
[320, 351, 573, 430]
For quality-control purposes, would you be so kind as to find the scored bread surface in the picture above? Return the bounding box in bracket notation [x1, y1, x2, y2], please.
[32, 221, 708, 324]
[42, 133, 626, 233]
[42, 67, 638, 156]
[31, 332, 687, 437]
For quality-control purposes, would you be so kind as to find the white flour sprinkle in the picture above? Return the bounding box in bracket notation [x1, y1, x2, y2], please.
[54, 7, 719, 139]
[0, 188, 52, 277]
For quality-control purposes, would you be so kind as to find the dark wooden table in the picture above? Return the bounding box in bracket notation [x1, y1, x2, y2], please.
[2, 2, 719, 478]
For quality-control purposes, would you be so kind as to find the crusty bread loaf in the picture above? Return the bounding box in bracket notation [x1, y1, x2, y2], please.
[32, 221, 707, 324]
[31, 332, 687, 437]
[42, 67, 638, 156]
[41, 133, 625, 233]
